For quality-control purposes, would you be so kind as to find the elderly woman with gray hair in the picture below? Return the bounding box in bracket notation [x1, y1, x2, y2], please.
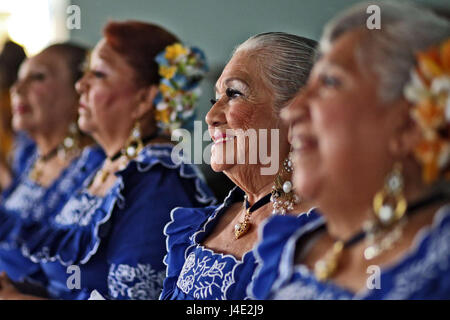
[250, 1, 450, 300]
[160, 32, 317, 300]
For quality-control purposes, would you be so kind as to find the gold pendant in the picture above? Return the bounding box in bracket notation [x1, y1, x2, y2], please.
[29, 167, 43, 181]
[314, 241, 344, 281]
[98, 169, 110, 183]
[234, 220, 251, 239]
[234, 207, 252, 239]
[29, 161, 44, 182]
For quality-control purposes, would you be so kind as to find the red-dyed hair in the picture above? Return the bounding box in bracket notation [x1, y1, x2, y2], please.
[103, 20, 179, 86]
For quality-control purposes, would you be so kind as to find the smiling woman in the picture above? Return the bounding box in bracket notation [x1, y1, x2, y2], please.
[249, 1, 450, 300]
[160, 32, 317, 300]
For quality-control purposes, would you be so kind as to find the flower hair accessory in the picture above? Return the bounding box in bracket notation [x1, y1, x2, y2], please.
[154, 43, 208, 134]
[404, 38, 450, 184]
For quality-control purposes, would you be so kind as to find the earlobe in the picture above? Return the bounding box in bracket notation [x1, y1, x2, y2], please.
[132, 85, 159, 120]
[388, 102, 422, 158]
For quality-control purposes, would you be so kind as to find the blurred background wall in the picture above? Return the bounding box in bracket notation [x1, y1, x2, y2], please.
[1, 0, 449, 200]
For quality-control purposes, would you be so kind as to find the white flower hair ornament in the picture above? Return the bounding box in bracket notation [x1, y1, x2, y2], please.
[403, 38, 450, 184]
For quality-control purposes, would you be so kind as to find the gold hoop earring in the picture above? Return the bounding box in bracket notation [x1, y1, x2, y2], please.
[119, 121, 144, 170]
[372, 162, 408, 226]
[58, 122, 81, 160]
[30, 122, 81, 181]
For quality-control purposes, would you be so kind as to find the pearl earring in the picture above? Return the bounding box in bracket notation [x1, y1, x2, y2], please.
[270, 153, 300, 215]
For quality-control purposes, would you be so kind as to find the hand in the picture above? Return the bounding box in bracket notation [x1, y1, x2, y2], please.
[0, 272, 22, 300]
[0, 157, 12, 190]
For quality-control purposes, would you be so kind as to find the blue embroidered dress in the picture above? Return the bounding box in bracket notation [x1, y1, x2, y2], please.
[17, 143, 215, 300]
[161, 187, 270, 300]
[0, 145, 105, 285]
[249, 205, 450, 300]
[11, 131, 35, 176]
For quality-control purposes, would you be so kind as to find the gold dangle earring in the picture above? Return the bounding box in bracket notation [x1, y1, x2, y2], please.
[58, 122, 82, 160]
[372, 162, 407, 226]
[363, 162, 408, 260]
[270, 152, 300, 215]
[119, 121, 144, 170]
[30, 122, 81, 181]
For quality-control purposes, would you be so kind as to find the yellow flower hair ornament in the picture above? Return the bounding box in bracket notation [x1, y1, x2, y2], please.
[154, 43, 208, 135]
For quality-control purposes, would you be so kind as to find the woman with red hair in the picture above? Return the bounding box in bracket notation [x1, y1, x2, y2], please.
[0, 21, 215, 300]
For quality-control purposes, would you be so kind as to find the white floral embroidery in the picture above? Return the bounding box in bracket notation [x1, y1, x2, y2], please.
[108, 263, 166, 300]
[176, 251, 235, 300]
[272, 279, 351, 300]
[54, 194, 103, 226]
[221, 271, 234, 294]
[270, 210, 450, 300]
[3, 182, 46, 219]
[383, 224, 450, 299]
[3, 148, 93, 222]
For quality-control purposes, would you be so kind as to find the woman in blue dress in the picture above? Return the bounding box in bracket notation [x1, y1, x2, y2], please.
[0, 43, 105, 291]
[160, 33, 317, 300]
[249, 2, 450, 300]
[0, 21, 215, 300]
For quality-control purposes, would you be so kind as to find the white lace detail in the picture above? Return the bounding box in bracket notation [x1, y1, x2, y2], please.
[3, 182, 46, 219]
[54, 194, 103, 226]
[272, 278, 351, 300]
[177, 252, 235, 300]
[383, 215, 450, 299]
[108, 263, 166, 300]
[270, 206, 450, 300]
[3, 147, 94, 222]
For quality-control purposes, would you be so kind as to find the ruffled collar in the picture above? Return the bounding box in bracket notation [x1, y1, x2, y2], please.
[1, 145, 104, 221]
[254, 204, 450, 300]
[20, 143, 213, 266]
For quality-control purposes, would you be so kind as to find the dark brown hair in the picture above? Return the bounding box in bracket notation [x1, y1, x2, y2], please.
[42, 42, 87, 84]
[0, 40, 26, 90]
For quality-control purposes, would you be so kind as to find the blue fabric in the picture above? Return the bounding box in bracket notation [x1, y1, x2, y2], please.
[250, 205, 450, 300]
[0, 145, 105, 286]
[161, 186, 282, 300]
[18, 143, 216, 300]
[11, 131, 35, 176]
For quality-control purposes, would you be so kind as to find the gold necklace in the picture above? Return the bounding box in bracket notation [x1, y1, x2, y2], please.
[234, 193, 272, 240]
[313, 186, 448, 281]
[29, 146, 60, 181]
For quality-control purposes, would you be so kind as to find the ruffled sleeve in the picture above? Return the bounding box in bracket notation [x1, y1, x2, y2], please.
[160, 205, 216, 300]
[11, 132, 35, 177]
[11, 143, 214, 300]
[0, 145, 105, 250]
[19, 190, 116, 265]
[104, 156, 216, 300]
[248, 211, 322, 300]
[368, 205, 450, 300]
[19, 144, 213, 266]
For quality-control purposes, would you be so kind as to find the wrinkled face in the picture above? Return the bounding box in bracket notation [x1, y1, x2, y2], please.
[283, 30, 405, 210]
[76, 39, 142, 142]
[206, 51, 288, 174]
[10, 50, 77, 135]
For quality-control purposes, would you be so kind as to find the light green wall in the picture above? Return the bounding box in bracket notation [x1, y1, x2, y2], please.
[69, 0, 449, 198]
[69, 0, 449, 122]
